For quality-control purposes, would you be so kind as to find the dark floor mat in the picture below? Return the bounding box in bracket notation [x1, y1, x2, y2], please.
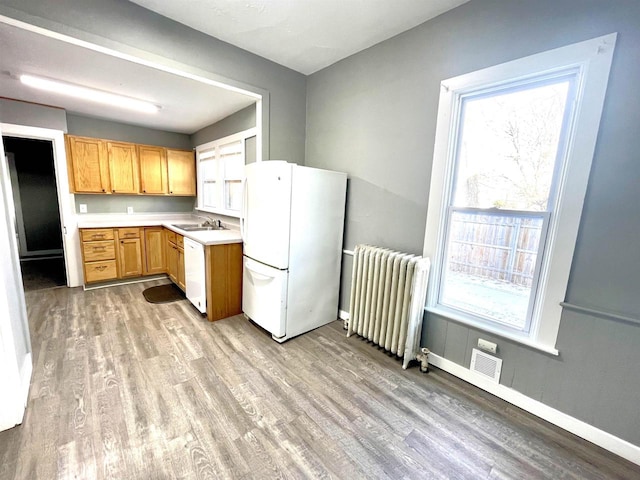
[142, 283, 185, 304]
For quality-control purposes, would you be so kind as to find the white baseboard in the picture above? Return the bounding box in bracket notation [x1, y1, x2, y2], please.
[338, 310, 349, 321]
[429, 353, 640, 466]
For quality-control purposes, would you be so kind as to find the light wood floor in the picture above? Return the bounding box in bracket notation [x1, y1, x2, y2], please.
[1, 280, 638, 479]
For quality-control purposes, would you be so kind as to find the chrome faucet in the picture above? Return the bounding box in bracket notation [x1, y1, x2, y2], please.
[201, 217, 224, 229]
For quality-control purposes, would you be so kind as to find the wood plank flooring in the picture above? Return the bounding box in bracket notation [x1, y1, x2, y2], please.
[1, 279, 638, 479]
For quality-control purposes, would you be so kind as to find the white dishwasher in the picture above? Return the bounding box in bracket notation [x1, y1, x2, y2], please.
[184, 237, 206, 313]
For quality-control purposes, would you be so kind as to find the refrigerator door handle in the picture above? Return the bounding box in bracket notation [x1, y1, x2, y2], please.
[241, 177, 248, 241]
[245, 259, 277, 281]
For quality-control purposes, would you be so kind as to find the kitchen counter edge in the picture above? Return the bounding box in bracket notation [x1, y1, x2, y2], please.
[76, 215, 242, 246]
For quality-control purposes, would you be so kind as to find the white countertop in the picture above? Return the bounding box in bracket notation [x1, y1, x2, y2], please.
[76, 213, 242, 246]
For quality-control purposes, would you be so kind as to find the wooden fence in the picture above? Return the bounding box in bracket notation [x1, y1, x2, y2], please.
[447, 212, 543, 287]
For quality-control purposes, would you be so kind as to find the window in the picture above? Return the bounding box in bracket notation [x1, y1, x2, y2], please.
[423, 34, 617, 354]
[196, 127, 257, 217]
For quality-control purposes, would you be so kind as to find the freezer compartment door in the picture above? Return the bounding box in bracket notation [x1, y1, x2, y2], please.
[242, 256, 287, 338]
[243, 161, 292, 269]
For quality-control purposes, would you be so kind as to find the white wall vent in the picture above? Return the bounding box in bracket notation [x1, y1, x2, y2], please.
[470, 348, 502, 383]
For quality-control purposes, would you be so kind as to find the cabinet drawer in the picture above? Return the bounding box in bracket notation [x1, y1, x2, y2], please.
[166, 229, 177, 244]
[117, 227, 140, 239]
[85, 260, 117, 283]
[83, 240, 116, 261]
[81, 228, 114, 242]
[176, 234, 184, 248]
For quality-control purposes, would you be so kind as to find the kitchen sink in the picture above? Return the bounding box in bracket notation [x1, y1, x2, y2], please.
[171, 223, 227, 231]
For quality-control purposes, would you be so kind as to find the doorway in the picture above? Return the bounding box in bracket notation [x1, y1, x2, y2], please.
[2, 136, 67, 291]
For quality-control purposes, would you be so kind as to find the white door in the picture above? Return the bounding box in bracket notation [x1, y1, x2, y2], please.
[242, 161, 292, 269]
[0, 129, 32, 431]
[242, 256, 288, 338]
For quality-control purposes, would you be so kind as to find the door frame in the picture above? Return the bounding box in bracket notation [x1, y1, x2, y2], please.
[1, 124, 82, 287]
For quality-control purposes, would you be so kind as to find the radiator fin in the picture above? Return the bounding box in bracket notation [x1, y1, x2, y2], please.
[347, 245, 430, 369]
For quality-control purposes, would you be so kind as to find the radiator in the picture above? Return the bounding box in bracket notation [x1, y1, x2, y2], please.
[346, 244, 431, 369]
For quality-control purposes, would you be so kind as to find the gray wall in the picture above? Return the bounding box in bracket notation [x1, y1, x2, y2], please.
[0, 98, 67, 131]
[67, 114, 194, 214]
[74, 194, 194, 215]
[0, 0, 307, 163]
[306, 0, 640, 447]
[190, 105, 256, 147]
[67, 114, 191, 150]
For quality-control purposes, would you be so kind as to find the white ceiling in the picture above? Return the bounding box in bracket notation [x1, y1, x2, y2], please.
[0, 22, 256, 134]
[1, 1, 468, 133]
[130, 0, 469, 75]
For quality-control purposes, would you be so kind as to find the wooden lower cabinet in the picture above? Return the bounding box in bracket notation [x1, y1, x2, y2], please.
[80, 227, 241, 322]
[85, 260, 118, 283]
[177, 247, 185, 291]
[81, 227, 153, 283]
[206, 243, 243, 322]
[81, 228, 118, 283]
[143, 227, 165, 275]
[115, 228, 142, 278]
[167, 241, 179, 284]
[118, 238, 143, 277]
[165, 228, 185, 291]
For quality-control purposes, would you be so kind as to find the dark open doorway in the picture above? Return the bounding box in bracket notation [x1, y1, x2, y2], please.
[2, 136, 67, 291]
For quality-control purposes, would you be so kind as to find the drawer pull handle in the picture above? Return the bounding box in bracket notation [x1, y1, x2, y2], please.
[92, 234, 105, 239]
[93, 247, 106, 252]
[123, 233, 136, 237]
[95, 265, 107, 271]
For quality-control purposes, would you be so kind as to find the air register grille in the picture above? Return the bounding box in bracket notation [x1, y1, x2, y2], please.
[470, 348, 502, 383]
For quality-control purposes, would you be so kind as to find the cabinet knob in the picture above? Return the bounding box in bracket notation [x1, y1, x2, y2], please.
[102, 189, 105, 192]
[170, 191, 173, 194]
[143, 190, 146, 193]
[112, 189, 115, 193]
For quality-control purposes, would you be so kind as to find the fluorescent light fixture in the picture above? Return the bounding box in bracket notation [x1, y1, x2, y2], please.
[19, 74, 159, 114]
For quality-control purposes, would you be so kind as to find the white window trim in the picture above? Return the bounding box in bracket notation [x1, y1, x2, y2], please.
[423, 33, 617, 355]
[195, 127, 258, 217]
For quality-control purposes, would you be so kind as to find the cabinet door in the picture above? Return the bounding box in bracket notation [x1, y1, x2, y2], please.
[167, 242, 178, 284]
[108, 141, 140, 194]
[139, 146, 168, 194]
[144, 228, 165, 275]
[167, 149, 196, 195]
[66, 135, 110, 193]
[177, 247, 186, 291]
[118, 237, 143, 278]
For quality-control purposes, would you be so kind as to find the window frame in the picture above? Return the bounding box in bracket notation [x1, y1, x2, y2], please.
[195, 127, 257, 218]
[423, 34, 617, 355]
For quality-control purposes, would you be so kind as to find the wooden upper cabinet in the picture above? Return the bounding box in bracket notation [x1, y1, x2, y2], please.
[107, 141, 140, 194]
[66, 135, 110, 193]
[66, 135, 194, 196]
[139, 145, 168, 194]
[167, 149, 196, 196]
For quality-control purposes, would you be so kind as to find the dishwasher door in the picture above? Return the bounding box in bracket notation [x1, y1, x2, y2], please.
[184, 237, 206, 313]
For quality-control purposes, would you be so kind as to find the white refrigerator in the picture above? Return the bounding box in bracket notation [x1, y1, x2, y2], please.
[241, 161, 347, 342]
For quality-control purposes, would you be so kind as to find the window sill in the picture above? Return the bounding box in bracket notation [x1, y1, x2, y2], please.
[425, 306, 560, 356]
[195, 206, 240, 219]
